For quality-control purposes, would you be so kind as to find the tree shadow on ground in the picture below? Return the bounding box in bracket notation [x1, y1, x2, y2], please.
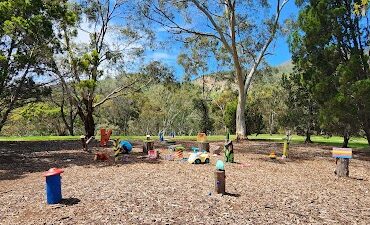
[0, 140, 162, 181]
[223, 192, 241, 197]
[60, 197, 81, 206]
[232, 141, 370, 163]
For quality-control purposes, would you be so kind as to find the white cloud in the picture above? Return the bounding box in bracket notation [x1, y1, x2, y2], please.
[151, 52, 176, 61]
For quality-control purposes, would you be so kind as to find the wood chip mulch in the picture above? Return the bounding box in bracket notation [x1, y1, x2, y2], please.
[1, 140, 370, 224]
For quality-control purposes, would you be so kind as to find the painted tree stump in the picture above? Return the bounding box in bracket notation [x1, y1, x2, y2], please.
[215, 170, 225, 194]
[143, 141, 154, 154]
[332, 148, 352, 177]
[224, 141, 234, 163]
[198, 142, 210, 152]
[335, 158, 349, 177]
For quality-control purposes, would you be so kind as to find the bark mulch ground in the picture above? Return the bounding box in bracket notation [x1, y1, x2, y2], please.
[0, 140, 370, 224]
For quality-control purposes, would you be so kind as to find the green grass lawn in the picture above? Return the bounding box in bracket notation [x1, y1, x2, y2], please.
[0, 134, 368, 149]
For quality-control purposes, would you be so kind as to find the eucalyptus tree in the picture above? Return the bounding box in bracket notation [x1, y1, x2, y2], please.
[0, 0, 74, 131]
[140, 0, 289, 139]
[53, 0, 151, 137]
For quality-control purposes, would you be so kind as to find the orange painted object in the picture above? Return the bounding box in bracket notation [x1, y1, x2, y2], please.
[100, 128, 112, 146]
[43, 168, 64, 177]
[197, 133, 207, 142]
[269, 150, 277, 159]
[174, 150, 183, 159]
[94, 152, 109, 161]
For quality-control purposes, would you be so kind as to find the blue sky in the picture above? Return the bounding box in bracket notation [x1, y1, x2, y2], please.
[145, 1, 299, 78]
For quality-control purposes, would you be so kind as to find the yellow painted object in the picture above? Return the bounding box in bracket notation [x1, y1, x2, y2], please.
[283, 141, 289, 157]
[332, 147, 352, 159]
[188, 152, 210, 164]
[269, 151, 277, 159]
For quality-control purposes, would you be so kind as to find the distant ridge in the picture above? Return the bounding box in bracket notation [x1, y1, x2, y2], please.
[192, 60, 294, 90]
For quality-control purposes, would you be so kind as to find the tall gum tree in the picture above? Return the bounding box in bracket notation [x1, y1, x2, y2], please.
[140, 0, 289, 139]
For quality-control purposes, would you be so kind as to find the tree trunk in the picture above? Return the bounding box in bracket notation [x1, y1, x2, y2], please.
[269, 111, 274, 135]
[342, 131, 350, 148]
[305, 129, 313, 143]
[335, 158, 349, 177]
[84, 111, 95, 138]
[364, 128, 370, 146]
[236, 90, 247, 140]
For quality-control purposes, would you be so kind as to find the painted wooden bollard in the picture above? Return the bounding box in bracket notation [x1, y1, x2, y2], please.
[148, 150, 158, 159]
[332, 147, 352, 177]
[100, 128, 112, 146]
[198, 141, 210, 152]
[283, 140, 289, 158]
[197, 133, 207, 142]
[43, 168, 64, 204]
[215, 160, 225, 194]
[143, 140, 154, 154]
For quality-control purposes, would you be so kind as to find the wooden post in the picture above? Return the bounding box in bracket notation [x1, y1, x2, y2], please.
[197, 142, 210, 152]
[143, 141, 154, 154]
[224, 141, 234, 163]
[80, 136, 87, 152]
[215, 170, 225, 194]
[81, 136, 94, 153]
[332, 148, 352, 177]
[283, 141, 289, 157]
[335, 158, 349, 177]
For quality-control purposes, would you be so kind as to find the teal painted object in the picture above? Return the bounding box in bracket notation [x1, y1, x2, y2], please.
[216, 160, 225, 171]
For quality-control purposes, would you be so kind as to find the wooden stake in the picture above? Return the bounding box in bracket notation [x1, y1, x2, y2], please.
[143, 141, 154, 154]
[197, 142, 210, 152]
[215, 170, 225, 194]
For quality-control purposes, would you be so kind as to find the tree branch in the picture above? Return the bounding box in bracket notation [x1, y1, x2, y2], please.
[244, 0, 289, 93]
[93, 77, 151, 108]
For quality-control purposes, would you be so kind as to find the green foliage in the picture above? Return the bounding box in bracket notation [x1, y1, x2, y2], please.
[292, 0, 370, 145]
[281, 70, 319, 140]
[0, 0, 76, 131]
[192, 98, 214, 134]
[2, 102, 66, 136]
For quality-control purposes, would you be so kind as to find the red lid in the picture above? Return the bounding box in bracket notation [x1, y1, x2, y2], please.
[43, 168, 64, 177]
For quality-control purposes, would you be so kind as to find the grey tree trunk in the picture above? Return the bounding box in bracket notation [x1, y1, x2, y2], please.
[236, 90, 247, 140]
[335, 158, 349, 177]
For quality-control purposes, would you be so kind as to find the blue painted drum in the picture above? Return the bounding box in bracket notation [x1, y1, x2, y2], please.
[46, 174, 62, 204]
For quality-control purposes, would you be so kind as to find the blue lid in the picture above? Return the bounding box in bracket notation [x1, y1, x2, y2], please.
[216, 160, 225, 171]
